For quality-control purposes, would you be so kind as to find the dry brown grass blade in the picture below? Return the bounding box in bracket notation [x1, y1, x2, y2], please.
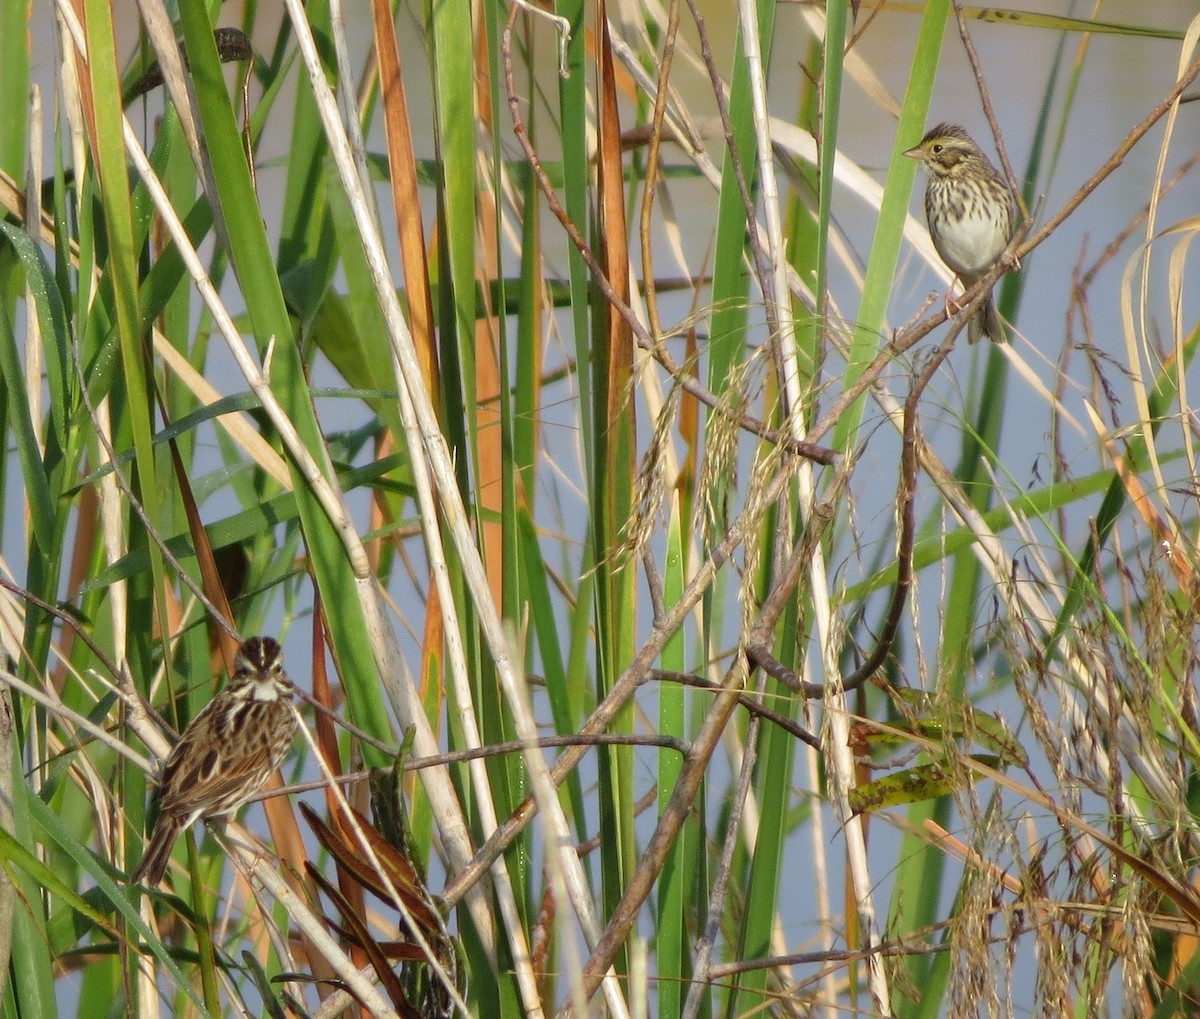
[301, 799, 458, 1016]
[417, 565, 444, 667]
[305, 861, 415, 1013]
[299, 801, 443, 936]
[161, 424, 237, 666]
[1100, 429, 1196, 596]
[309, 605, 343, 790]
[595, 0, 634, 440]
[306, 607, 370, 981]
[472, 28, 505, 602]
[371, 0, 438, 402]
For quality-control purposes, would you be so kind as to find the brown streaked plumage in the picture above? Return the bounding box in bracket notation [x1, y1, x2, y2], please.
[905, 123, 1017, 344]
[132, 636, 296, 885]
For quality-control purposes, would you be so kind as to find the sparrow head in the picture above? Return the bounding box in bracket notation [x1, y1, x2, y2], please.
[904, 123, 987, 179]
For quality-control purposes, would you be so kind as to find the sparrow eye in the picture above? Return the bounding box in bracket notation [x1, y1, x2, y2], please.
[932, 143, 942, 153]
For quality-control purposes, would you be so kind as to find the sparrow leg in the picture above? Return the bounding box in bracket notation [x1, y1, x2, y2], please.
[944, 279, 964, 317]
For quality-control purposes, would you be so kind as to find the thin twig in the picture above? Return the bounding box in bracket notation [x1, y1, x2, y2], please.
[681, 678, 761, 1019]
[953, 0, 1026, 217]
[653, 670, 820, 749]
[842, 337, 955, 690]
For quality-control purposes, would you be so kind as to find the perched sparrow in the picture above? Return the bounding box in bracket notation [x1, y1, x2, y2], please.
[133, 636, 296, 885]
[905, 123, 1018, 344]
